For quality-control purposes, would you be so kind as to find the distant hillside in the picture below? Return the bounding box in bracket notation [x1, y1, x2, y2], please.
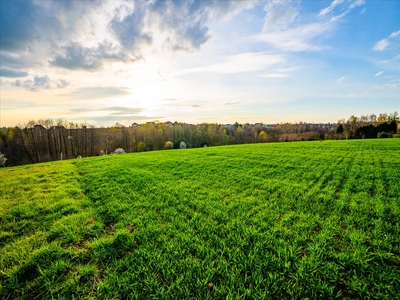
[0, 112, 398, 167]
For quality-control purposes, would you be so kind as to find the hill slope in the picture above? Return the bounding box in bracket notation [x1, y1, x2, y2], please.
[1, 140, 400, 299]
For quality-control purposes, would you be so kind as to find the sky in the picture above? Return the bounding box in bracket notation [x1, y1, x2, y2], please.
[0, 0, 399, 127]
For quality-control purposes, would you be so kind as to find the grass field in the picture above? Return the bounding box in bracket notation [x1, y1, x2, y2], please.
[1, 139, 400, 299]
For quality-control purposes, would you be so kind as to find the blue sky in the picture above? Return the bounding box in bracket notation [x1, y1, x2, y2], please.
[0, 0, 399, 127]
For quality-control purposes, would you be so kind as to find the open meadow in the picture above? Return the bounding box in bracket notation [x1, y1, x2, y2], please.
[1, 139, 399, 299]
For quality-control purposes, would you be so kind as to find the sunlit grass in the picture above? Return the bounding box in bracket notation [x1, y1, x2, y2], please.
[1, 139, 400, 299]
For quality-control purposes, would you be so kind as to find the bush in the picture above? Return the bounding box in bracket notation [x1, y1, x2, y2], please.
[179, 141, 186, 149]
[377, 132, 390, 138]
[137, 142, 145, 152]
[0, 152, 6, 167]
[164, 141, 173, 149]
[258, 131, 268, 142]
[114, 148, 126, 154]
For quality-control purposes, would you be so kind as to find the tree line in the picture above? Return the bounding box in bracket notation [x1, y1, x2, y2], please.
[0, 112, 398, 166]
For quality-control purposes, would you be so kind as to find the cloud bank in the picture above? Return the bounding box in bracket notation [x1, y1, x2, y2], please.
[0, 69, 28, 78]
[12, 75, 68, 91]
[0, 0, 255, 72]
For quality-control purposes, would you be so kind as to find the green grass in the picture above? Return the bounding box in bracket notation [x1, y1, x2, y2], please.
[1, 139, 400, 299]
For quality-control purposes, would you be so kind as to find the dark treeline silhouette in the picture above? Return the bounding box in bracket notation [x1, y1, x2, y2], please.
[0, 112, 398, 166]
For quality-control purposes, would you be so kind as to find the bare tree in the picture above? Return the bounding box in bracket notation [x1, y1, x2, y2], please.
[0, 152, 7, 167]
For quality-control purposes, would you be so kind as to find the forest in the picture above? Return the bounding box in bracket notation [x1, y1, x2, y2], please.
[0, 112, 398, 166]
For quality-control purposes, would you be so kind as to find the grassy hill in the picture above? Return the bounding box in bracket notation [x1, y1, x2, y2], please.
[1, 139, 400, 299]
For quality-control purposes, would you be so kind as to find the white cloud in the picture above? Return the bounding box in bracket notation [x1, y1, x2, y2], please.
[319, 0, 345, 17]
[336, 77, 347, 83]
[254, 22, 331, 52]
[67, 87, 130, 99]
[319, 0, 364, 20]
[261, 73, 289, 78]
[69, 106, 144, 116]
[373, 39, 389, 51]
[373, 30, 400, 51]
[263, 0, 299, 31]
[349, 0, 366, 10]
[327, 0, 366, 21]
[255, 0, 366, 52]
[329, 11, 349, 22]
[375, 71, 384, 77]
[381, 83, 400, 89]
[389, 30, 400, 38]
[186, 52, 285, 74]
[207, 1, 257, 21]
[349, 78, 400, 97]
